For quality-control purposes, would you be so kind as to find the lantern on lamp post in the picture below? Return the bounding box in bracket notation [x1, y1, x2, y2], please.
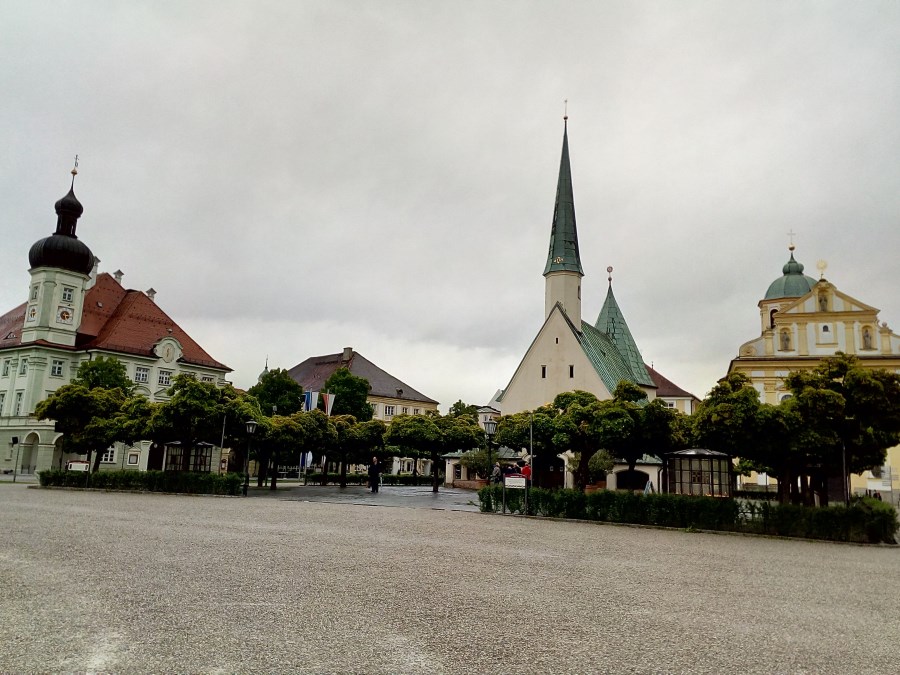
[242, 419, 257, 497]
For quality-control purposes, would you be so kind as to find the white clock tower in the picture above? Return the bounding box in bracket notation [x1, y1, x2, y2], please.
[20, 166, 94, 347]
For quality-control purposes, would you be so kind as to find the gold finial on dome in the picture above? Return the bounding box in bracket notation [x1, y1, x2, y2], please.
[816, 259, 828, 279]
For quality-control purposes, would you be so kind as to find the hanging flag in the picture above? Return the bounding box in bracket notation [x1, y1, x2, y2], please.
[323, 392, 337, 416]
[304, 391, 319, 412]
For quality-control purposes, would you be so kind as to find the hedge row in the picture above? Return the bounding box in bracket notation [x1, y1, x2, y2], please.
[477, 486, 898, 544]
[303, 473, 438, 486]
[38, 469, 244, 495]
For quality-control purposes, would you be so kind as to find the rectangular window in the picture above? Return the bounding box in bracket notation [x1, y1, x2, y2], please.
[14, 392, 23, 416]
[401, 407, 408, 414]
[61, 287, 74, 303]
[569, 365, 574, 378]
[51, 360, 64, 377]
[384, 405, 395, 418]
[541, 365, 546, 379]
[19, 358, 28, 375]
[201, 375, 214, 383]
[663, 400, 675, 409]
[127, 452, 140, 466]
[0, 392, 5, 415]
[413, 408, 420, 415]
[158, 370, 172, 386]
[2, 360, 9, 377]
[101, 448, 115, 463]
[134, 366, 150, 383]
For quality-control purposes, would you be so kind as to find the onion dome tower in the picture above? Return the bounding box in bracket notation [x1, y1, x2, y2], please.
[764, 245, 816, 300]
[21, 162, 95, 346]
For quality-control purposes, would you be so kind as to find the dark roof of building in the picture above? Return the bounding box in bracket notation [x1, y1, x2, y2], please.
[645, 365, 697, 399]
[0, 272, 229, 371]
[287, 349, 438, 405]
[543, 119, 584, 277]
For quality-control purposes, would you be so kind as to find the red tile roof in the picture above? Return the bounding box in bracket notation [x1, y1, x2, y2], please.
[0, 272, 229, 371]
[287, 350, 438, 405]
[645, 364, 696, 399]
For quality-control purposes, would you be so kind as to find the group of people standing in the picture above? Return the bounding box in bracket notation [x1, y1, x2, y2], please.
[491, 461, 532, 485]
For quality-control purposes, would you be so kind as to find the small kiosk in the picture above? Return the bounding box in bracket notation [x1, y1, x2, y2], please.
[664, 448, 734, 497]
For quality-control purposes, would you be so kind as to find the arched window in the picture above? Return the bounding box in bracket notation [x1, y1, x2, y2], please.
[769, 309, 778, 329]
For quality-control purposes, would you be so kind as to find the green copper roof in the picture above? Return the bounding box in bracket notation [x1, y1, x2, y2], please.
[578, 321, 651, 394]
[764, 250, 817, 299]
[543, 121, 584, 277]
[594, 285, 655, 388]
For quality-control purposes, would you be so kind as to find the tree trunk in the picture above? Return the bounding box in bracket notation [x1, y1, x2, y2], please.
[432, 452, 439, 493]
[339, 460, 347, 488]
[257, 448, 269, 487]
[270, 453, 278, 490]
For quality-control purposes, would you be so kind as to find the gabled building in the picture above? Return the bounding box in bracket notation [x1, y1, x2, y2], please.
[0, 170, 230, 475]
[497, 119, 690, 414]
[287, 348, 439, 476]
[287, 347, 438, 421]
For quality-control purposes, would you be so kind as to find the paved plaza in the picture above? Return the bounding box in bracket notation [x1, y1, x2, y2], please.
[1, 483, 899, 674]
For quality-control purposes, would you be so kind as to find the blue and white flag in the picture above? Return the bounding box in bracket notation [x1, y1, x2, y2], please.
[304, 390, 319, 412]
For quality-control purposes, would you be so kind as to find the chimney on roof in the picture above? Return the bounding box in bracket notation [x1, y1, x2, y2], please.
[146, 288, 157, 301]
[113, 269, 124, 284]
[342, 347, 353, 363]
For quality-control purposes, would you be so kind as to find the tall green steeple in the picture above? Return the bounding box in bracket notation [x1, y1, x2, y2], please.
[595, 275, 654, 388]
[543, 119, 584, 277]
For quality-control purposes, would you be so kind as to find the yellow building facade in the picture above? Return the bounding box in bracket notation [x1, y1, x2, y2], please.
[728, 247, 900, 503]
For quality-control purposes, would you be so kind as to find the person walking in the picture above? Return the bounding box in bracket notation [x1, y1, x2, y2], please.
[368, 456, 381, 493]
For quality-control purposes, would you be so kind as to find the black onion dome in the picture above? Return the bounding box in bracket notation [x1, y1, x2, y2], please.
[28, 184, 94, 275]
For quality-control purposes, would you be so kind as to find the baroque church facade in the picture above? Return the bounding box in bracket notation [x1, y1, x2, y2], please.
[728, 246, 900, 500]
[0, 169, 230, 475]
[496, 119, 694, 416]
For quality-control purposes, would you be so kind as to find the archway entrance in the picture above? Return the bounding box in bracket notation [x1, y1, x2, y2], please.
[616, 469, 650, 491]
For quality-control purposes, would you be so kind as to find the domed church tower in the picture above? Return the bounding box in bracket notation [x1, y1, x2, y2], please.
[21, 164, 94, 347]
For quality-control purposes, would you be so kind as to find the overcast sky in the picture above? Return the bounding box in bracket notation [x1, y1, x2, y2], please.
[2, 1, 898, 410]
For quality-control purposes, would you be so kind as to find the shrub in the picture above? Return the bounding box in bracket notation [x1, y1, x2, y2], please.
[475, 486, 896, 543]
[37, 469, 244, 496]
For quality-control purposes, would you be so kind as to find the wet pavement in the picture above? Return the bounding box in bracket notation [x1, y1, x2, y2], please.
[247, 482, 482, 512]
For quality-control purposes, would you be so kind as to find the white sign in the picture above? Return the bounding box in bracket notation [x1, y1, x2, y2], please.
[505, 476, 526, 489]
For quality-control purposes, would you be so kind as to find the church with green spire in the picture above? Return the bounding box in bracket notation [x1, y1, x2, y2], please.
[496, 120, 693, 415]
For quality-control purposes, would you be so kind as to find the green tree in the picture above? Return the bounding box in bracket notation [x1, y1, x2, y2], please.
[247, 368, 304, 416]
[458, 447, 493, 479]
[149, 375, 226, 472]
[73, 355, 134, 393]
[321, 368, 373, 421]
[384, 414, 442, 491]
[431, 415, 483, 492]
[551, 390, 607, 490]
[330, 416, 387, 487]
[35, 384, 128, 472]
[447, 400, 479, 423]
[784, 353, 900, 504]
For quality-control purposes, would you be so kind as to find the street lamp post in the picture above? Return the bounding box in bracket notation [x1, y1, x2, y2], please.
[243, 419, 257, 497]
[484, 419, 497, 479]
